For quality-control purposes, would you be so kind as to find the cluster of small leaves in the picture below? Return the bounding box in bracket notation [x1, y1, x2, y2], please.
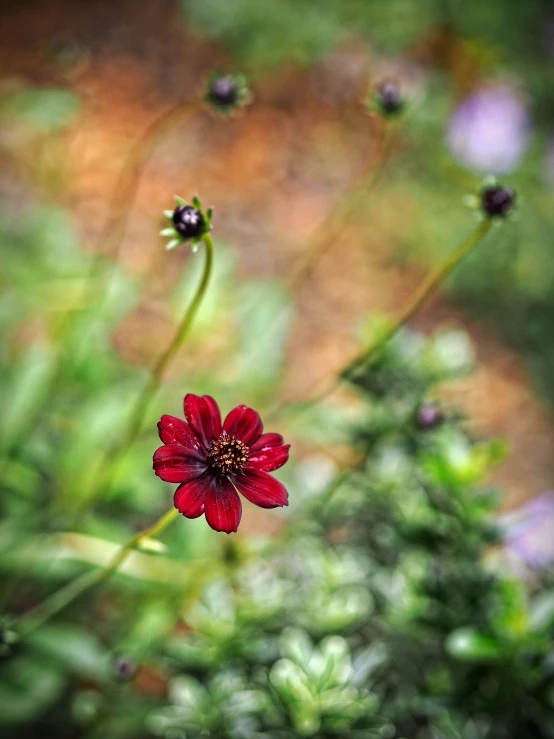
[151, 326, 554, 739]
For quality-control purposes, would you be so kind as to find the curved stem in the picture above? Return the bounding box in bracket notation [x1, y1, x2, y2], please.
[122, 232, 215, 450]
[18, 507, 179, 637]
[344, 217, 493, 380]
[96, 99, 201, 265]
[71, 232, 215, 519]
[268, 218, 494, 421]
[286, 119, 398, 290]
[53, 99, 202, 395]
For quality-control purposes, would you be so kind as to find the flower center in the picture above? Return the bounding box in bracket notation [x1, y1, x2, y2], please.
[207, 432, 249, 476]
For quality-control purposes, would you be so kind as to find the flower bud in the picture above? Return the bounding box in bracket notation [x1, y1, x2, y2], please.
[113, 655, 137, 681]
[160, 195, 212, 251]
[205, 72, 251, 115]
[480, 184, 516, 218]
[172, 205, 206, 239]
[374, 80, 404, 116]
[415, 403, 444, 431]
[208, 75, 239, 107]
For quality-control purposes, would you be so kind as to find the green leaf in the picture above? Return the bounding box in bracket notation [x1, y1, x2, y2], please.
[1, 88, 80, 131]
[280, 628, 313, 667]
[445, 627, 505, 663]
[529, 592, 554, 631]
[27, 624, 109, 680]
[0, 655, 65, 725]
[234, 279, 293, 394]
[0, 342, 57, 453]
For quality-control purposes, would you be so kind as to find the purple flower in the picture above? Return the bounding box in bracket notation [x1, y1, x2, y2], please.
[447, 84, 530, 174]
[502, 492, 554, 570]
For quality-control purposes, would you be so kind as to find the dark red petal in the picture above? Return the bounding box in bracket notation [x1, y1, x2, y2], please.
[158, 415, 202, 451]
[204, 477, 242, 534]
[250, 433, 285, 452]
[153, 444, 207, 483]
[174, 474, 211, 519]
[223, 405, 263, 446]
[248, 443, 290, 472]
[234, 468, 288, 509]
[184, 394, 222, 449]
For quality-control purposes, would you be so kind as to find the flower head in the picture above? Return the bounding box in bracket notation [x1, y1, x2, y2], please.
[113, 656, 137, 681]
[415, 403, 444, 430]
[373, 79, 404, 117]
[205, 72, 251, 116]
[153, 394, 290, 533]
[480, 184, 516, 218]
[160, 195, 212, 251]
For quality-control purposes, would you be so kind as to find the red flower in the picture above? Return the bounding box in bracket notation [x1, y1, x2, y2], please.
[153, 394, 290, 533]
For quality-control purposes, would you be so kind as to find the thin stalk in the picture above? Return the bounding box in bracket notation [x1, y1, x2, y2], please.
[43, 99, 203, 416]
[344, 217, 493, 380]
[96, 98, 200, 266]
[18, 507, 179, 637]
[72, 231, 215, 519]
[122, 232, 215, 451]
[286, 119, 398, 290]
[269, 218, 494, 421]
[241, 120, 399, 391]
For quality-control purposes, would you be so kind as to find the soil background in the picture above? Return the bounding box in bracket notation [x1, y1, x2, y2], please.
[1, 0, 553, 509]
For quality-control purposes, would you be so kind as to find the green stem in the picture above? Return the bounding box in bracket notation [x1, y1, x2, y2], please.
[123, 232, 215, 450]
[286, 120, 398, 289]
[97, 99, 200, 265]
[344, 217, 493, 380]
[268, 218, 494, 420]
[72, 232, 215, 519]
[18, 507, 179, 637]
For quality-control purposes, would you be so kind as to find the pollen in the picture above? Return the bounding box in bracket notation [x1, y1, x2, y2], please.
[207, 432, 249, 476]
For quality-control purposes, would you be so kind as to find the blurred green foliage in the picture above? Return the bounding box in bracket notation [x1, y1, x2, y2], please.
[141, 325, 554, 739]
[2, 2, 554, 737]
[181, 0, 550, 79]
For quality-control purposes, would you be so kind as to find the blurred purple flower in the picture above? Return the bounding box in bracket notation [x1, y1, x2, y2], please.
[447, 84, 530, 174]
[502, 492, 554, 570]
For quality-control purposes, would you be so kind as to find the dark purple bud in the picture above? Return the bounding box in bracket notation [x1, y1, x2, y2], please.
[376, 80, 404, 115]
[113, 656, 137, 681]
[172, 205, 206, 239]
[480, 185, 516, 218]
[416, 404, 444, 431]
[208, 75, 239, 107]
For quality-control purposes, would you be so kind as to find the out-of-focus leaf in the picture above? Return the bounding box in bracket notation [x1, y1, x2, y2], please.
[445, 627, 505, 662]
[27, 623, 109, 680]
[0, 654, 65, 725]
[234, 279, 293, 395]
[0, 342, 57, 452]
[116, 600, 177, 655]
[529, 592, 554, 631]
[0, 87, 80, 131]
